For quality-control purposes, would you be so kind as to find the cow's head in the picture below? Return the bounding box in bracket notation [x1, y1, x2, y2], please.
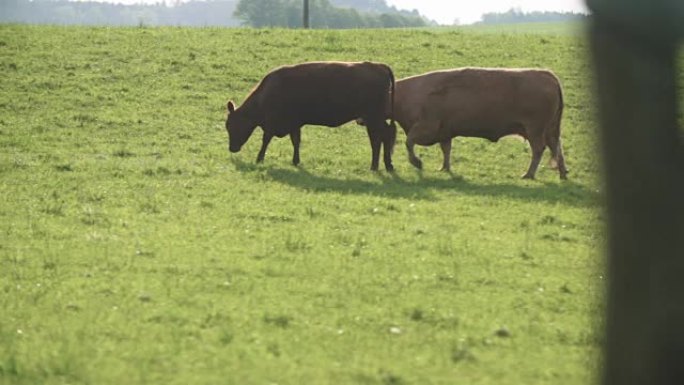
[225, 101, 257, 153]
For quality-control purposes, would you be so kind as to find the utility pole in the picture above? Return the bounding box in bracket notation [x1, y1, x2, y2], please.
[303, 0, 310, 29]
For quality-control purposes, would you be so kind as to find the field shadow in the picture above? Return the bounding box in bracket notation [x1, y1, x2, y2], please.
[241, 162, 599, 208]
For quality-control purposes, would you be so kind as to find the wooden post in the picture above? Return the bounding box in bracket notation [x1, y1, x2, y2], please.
[303, 0, 310, 29]
[587, 0, 684, 384]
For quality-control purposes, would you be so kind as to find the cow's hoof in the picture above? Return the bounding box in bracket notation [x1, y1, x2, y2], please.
[385, 164, 395, 172]
[521, 173, 535, 180]
[440, 166, 451, 172]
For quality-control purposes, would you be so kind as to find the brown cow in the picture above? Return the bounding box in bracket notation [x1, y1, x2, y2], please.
[383, 68, 568, 179]
[225, 61, 396, 171]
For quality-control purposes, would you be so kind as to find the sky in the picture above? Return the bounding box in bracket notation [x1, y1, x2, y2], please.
[79, 0, 590, 25]
[386, 0, 589, 25]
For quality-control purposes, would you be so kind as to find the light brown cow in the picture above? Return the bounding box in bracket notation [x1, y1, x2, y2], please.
[388, 68, 568, 179]
[226, 61, 396, 171]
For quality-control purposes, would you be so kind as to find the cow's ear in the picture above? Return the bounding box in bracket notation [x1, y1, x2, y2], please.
[227, 101, 235, 113]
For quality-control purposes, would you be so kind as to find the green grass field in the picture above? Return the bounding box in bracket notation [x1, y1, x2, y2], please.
[0, 24, 606, 385]
[456, 21, 587, 36]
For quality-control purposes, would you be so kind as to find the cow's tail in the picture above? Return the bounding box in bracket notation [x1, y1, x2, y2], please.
[388, 65, 396, 129]
[385, 64, 397, 151]
[546, 77, 567, 177]
[554, 83, 565, 160]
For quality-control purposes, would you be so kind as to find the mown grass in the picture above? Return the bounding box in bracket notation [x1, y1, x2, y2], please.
[0, 24, 607, 385]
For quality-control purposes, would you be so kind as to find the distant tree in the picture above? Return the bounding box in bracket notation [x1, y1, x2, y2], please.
[479, 8, 587, 25]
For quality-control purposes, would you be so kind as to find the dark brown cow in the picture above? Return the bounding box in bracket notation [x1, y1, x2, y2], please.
[225, 61, 396, 171]
[383, 68, 568, 179]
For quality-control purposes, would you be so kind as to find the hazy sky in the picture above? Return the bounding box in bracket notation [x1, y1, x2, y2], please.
[84, 0, 589, 25]
[386, 0, 589, 25]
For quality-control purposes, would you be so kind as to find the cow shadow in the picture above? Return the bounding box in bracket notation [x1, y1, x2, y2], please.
[233, 160, 599, 208]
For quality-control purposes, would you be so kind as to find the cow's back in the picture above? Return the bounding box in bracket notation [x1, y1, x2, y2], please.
[395, 68, 562, 141]
[257, 61, 391, 128]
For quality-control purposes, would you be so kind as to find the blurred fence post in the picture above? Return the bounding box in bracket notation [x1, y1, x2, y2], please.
[586, 0, 684, 384]
[303, 0, 310, 29]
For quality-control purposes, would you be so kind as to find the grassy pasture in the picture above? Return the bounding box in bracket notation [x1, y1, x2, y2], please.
[455, 21, 587, 36]
[0, 24, 606, 385]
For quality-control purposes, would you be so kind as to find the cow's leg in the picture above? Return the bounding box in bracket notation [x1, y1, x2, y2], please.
[290, 126, 301, 166]
[256, 131, 274, 163]
[406, 120, 440, 170]
[406, 141, 422, 170]
[366, 122, 383, 171]
[547, 136, 568, 180]
[522, 136, 545, 179]
[381, 121, 396, 171]
[439, 139, 452, 172]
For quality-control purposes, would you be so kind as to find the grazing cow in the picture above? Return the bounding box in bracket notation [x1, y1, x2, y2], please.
[225, 61, 396, 171]
[367, 68, 568, 179]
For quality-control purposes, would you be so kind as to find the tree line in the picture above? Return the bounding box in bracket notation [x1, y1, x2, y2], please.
[478, 8, 587, 25]
[0, 1, 584, 28]
[235, 0, 428, 28]
[0, 0, 429, 28]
